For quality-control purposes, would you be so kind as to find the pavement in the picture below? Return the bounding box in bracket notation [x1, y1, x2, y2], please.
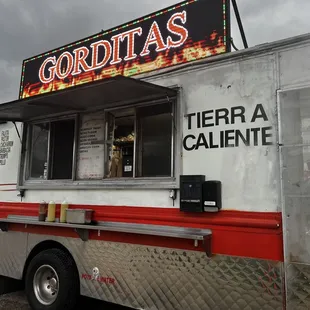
[0, 291, 132, 310]
[0, 292, 29, 310]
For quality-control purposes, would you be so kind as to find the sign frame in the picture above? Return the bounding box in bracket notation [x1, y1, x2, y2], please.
[19, 0, 231, 99]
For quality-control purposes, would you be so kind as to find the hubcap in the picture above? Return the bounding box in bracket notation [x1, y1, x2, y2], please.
[33, 265, 59, 305]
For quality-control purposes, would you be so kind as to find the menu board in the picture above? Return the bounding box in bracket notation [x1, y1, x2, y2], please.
[0, 129, 14, 166]
[77, 113, 105, 179]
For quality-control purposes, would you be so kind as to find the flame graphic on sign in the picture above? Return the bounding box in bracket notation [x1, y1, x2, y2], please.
[21, 34, 225, 99]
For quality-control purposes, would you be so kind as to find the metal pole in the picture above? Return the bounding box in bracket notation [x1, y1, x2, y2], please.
[12, 121, 22, 143]
[231, 0, 248, 49]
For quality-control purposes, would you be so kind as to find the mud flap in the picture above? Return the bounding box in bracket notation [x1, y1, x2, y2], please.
[0, 276, 23, 295]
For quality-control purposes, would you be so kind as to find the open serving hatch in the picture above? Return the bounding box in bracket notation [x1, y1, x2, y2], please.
[0, 75, 178, 122]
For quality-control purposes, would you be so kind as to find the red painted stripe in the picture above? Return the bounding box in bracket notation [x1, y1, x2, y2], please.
[0, 202, 283, 261]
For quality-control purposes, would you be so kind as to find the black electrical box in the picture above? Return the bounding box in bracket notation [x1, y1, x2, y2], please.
[202, 181, 222, 212]
[180, 175, 205, 212]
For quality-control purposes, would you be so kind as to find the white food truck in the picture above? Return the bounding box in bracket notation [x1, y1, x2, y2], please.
[0, 0, 309, 309]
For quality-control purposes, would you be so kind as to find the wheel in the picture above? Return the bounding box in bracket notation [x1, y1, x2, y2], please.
[25, 248, 79, 310]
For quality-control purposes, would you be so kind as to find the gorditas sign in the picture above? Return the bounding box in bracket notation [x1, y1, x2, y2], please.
[19, 0, 230, 99]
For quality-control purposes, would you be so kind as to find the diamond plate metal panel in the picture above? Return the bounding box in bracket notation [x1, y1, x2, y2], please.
[0, 231, 27, 279]
[287, 263, 310, 310]
[26, 235, 283, 310]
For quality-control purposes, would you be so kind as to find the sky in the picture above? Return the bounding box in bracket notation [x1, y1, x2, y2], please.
[0, 0, 309, 103]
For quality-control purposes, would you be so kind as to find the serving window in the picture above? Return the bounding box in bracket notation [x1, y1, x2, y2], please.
[27, 118, 76, 180]
[23, 100, 176, 186]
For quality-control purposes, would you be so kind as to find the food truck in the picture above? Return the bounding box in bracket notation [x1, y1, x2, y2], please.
[0, 0, 310, 309]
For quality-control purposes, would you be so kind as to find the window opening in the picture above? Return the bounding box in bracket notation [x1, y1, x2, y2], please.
[49, 119, 75, 180]
[105, 108, 135, 178]
[28, 118, 75, 180]
[136, 103, 172, 177]
[29, 123, 49, 179]
[25, 100, 175, 184]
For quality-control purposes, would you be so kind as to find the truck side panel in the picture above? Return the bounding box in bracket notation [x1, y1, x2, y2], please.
[279, 42, 310, 90]
[152, 53, 279, 212]
[0, 231, 27, 279]
[1, 54, 280, 213]
[0, 44, 287, 310]
[25, 233, 283, 310]
[278, 41, 310, 309]
[0, 122, 21, 201]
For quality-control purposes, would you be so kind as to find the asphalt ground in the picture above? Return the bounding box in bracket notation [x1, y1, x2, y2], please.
[0, 291, 132, 310]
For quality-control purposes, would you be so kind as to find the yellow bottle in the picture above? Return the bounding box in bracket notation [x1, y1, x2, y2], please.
[46, 201, 56, 222]
[60, 200, 69, 223]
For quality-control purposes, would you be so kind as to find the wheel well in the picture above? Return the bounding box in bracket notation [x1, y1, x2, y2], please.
[22, 240, 80, 286]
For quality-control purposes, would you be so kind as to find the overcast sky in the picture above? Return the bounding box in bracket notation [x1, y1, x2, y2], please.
[0, 0, 309, 103]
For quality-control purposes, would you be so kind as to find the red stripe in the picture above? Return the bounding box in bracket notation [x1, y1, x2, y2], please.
[0, 202, 283, 261]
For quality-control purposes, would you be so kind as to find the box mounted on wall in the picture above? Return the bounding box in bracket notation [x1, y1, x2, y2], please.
[180, 175, 205, 213]
[180, 175, 222, 213]
[202, 180, 222, 212]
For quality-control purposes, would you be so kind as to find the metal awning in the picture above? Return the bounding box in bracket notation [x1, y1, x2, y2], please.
[0, 76, 177, 122]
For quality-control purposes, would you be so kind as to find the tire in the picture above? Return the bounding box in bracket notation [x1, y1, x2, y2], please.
[25, 248, 79, 310]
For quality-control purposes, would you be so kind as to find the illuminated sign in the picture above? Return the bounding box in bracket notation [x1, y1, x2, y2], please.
[19, 0, 230, 99]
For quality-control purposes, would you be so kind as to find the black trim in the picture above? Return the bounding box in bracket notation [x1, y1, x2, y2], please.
[203, 235, 212, 257]
[75, 228, 89, 241]
[0, 222, 8, 232]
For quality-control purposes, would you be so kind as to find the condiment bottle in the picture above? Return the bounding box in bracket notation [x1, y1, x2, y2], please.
[38, 201, 47, 222]
[60, 200, 69, 223]
[46, 201, 56, 222]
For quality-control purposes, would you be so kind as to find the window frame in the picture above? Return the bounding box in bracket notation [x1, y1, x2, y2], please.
[103, 100, 175, 180]
[23, 114, 79, 183]
[26, 120, 50, 181]
[18, 97, 180, 190]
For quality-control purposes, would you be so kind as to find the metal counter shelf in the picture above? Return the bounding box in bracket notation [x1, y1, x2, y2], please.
[0, 215, 212, 256]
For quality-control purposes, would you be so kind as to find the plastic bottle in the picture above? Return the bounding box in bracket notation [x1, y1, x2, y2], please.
[38, 201, 47, 222]
[60, 200, 69, 223]
[46, 201, 56, 222]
